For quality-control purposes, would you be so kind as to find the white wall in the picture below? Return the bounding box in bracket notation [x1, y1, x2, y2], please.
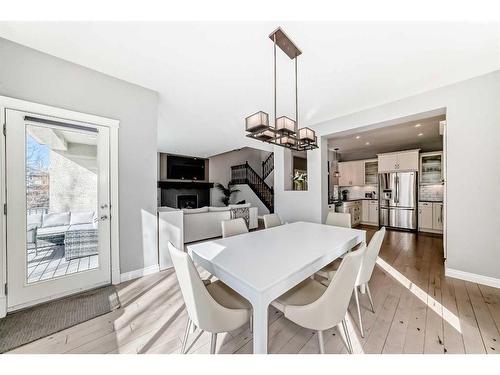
[274, 70, 500, 281]
[0, 38, 159, 274]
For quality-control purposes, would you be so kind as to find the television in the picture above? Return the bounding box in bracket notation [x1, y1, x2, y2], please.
[167, 155, 205, 180]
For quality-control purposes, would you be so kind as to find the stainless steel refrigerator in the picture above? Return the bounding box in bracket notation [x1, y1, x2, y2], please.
[379, 171, 417, 230]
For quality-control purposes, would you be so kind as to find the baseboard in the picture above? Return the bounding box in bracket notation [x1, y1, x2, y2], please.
[120, 264, 160, 282]
[0, 295, 6, 318]
[445, 267, 500, 289]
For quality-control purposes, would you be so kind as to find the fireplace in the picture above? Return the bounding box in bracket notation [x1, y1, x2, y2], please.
[177, 194, 198, 209]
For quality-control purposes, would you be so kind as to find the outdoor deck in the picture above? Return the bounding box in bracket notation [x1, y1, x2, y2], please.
[27, 245, 98, 283]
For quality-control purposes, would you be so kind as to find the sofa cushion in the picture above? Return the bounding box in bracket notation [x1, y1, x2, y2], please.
[70, 210, 95, 225]
[182, 206, 209, 214]
[208, 206, 231, 212]
[68, 223, 97, 231]
[37, 225, 69, 237]
[229, 203, 251, 209]
[42, 212, 70, 228]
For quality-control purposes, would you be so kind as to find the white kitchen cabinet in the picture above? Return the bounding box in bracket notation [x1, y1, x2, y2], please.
[361, 200, 378, 225]
[418, 202, 433, 231]
[418, 201, 443, 233]
[420, 152, 443, 185]
[364, 160, 378, 185]
[378, 150, 419, 172]
[361, 200, 370, 222]
[338, 161, 364, 186]
[433, 203, 444, 231]
[369, 200, 379, 225]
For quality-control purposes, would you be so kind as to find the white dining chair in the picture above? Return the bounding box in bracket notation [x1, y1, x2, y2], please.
[263, 213, 282, 229]
[325, 211, 351, 228]
[271, 244, 366, 354]
[168, 243, 251, 354]
[315, 211, 353, 279]
[320, 227, 386, 337]
[221, 218, 248, 238]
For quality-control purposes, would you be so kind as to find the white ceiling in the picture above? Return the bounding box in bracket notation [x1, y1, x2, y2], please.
[0, 22, 499, 157]
[328, 115, 445, 161]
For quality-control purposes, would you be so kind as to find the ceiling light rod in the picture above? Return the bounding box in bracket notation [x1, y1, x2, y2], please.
[245, 27, 318, 152]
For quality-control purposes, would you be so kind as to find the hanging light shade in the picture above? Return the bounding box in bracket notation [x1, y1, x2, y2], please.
[245, 27, 318, 151]
[255, 129, 275, 141]
[298, 127, 316, 143]
[245, 111, 269, 133]
[275, 116, 296, 134]
[280, 135, 296, 146]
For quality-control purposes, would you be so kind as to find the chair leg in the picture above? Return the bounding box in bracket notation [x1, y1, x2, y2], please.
[181, 318, 192, 354]
[317, 330, 325, 354]
[366, 283, 375, 313]
[210, 333, 218, 354]
[353, 286, 364, 338]
[341, 319, 353, 354]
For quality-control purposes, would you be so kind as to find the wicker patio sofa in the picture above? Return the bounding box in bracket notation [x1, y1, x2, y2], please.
[33, 210, 98, 260]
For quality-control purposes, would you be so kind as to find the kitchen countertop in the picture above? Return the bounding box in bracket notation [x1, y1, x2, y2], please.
[419, 200, 443, 203]
[329, 198, 378, 204]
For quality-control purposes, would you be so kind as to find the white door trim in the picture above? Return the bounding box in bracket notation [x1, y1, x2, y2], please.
[0, 95, 120, 318]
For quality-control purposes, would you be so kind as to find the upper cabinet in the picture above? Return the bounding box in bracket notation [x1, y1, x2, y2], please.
[364, 160, 378, 185]
[378, 150, 419, 172]
[338, 161, 364, 186]
[420, 152, 443, 185]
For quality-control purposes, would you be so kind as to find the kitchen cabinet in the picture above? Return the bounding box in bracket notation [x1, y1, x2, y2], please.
[361, 200, 379, 225]
[420, 152, 443, 185]
[339, 200, 361, 227]
[364, 160, 378, 185]
[433, 203, 444, 231]
[369, 200, 379, 225]
[338, 161, 364, 186]
[418, 202, 433, 231]
[418, 201, 443, 233]
[378, 150, 419, 172]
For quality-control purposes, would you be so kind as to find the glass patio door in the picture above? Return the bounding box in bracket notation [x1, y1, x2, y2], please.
[5, 109, 111, 311]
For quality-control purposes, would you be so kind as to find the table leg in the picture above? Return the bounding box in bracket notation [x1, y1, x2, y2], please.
[252, 300, 269, 354]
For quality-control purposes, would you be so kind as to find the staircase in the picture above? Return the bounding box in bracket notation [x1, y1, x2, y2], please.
[231, 161, 274, 213]
[262, 152, 274, 180]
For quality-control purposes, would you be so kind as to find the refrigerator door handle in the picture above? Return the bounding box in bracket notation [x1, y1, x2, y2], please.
[395, 174, 399, 204]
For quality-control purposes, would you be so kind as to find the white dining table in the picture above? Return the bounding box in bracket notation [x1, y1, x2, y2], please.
[187, 221, 366, 354]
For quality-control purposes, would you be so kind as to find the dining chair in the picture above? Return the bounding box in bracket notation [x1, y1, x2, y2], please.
[315, 211, 353, 279]
[168, 242, 251, 354]
[221, 218, 248, 238]
[325, 211, 351, 228]
[320, 227, 386, 337]
[271, 244, 366, 354]
[263, 213, 282, 229]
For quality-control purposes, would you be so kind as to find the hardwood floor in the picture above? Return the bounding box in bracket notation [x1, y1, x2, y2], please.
[9, 226, 500, 354]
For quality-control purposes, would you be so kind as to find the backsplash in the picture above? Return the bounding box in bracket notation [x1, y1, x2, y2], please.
[419, 184, 444, 201]
[338, 185, 378, 199]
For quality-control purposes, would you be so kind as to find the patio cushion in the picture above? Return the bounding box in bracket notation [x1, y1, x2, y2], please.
[27, 213, 43, 227]
[37, 225, 69, 237]
[68, 223, 97, 231]
[42, 212, 70, 228]
[70, 210, 95, 225]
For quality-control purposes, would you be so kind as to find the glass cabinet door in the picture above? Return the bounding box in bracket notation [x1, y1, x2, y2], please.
[364, 161, 378, 185]
[420, 153, 442, 184]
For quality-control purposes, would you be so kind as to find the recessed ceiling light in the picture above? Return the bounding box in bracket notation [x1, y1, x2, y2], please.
[356, 136, 361, 139]
[365, 142, 370, 145]
[418, 133, 423, 137]
[415, 123, 421, 128]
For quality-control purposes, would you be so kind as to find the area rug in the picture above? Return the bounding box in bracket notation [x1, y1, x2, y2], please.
[0, 285, 121, 353]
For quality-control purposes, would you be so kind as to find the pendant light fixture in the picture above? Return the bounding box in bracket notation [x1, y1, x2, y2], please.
[245, 27, 318, 151]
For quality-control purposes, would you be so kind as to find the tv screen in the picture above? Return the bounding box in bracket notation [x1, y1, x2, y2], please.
[167, 155, 205, 180]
